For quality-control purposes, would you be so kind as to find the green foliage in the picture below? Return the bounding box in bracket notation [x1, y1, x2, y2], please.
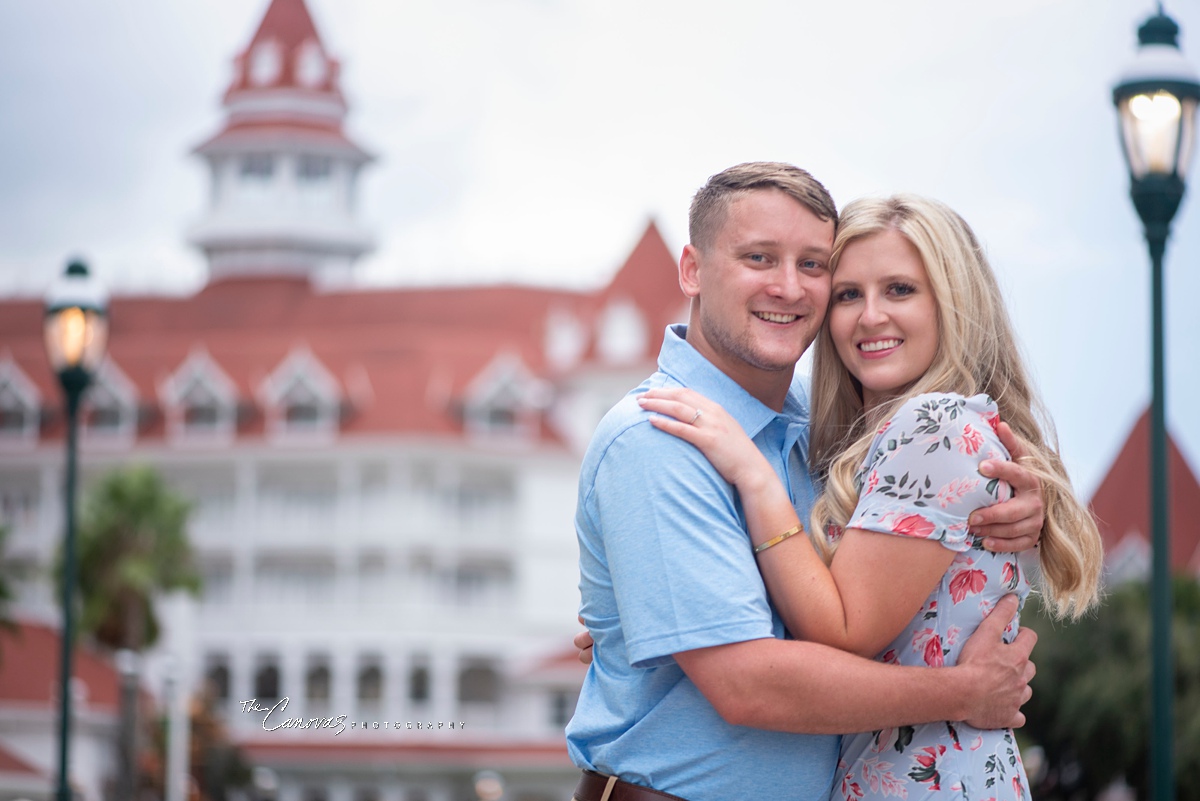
[1022, 576, 1200, 800]
[71, 466, 202, 651]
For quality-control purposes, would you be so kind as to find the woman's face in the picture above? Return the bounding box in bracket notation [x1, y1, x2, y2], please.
[828, 228, 940, 409]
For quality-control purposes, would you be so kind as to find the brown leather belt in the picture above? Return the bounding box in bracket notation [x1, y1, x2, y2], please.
[572, 770, 690, 801]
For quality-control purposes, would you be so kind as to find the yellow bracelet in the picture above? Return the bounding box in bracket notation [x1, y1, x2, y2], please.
[753, 524, 804, 555]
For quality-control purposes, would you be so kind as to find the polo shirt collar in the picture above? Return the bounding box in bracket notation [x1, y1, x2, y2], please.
[657, 324, 804, 440]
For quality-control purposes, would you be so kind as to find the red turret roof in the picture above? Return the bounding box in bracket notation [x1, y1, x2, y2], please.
[226, 0, 340, 99]
[194, 0, 369, 159]
[1089, 409, 1200, 574]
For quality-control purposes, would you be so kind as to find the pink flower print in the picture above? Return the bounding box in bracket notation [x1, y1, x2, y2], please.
[937, 477, 980, 508]
[827, 523, 845, 543]
[956, 423, 985, 455]
[908, 745, 947, 791]
[1013, 776, 1026, 801]
[861, 758, 907, 798]
[949, 568, 987, 603]
[866, 470, 880, 494]
[911, 629, 945, 667]
[891, 513, 935, 539]
[877, 420, 892, 436]
[983, 410, 1001, 435]
[945, 625, 962, 647]
[880, 649, 899, 665]
[839, 761, 865, 801]
[969, 734, 984, 751]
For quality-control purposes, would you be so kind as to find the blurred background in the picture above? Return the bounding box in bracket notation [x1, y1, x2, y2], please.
[0, 1, 1197, 800]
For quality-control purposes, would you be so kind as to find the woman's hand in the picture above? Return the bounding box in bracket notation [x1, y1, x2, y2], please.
[637, 387, 775, 491]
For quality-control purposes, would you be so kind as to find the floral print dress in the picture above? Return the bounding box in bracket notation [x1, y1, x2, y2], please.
[833, 393, 1033, 801]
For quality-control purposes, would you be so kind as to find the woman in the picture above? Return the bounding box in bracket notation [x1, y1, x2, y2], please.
[637, 194, 1103, 801]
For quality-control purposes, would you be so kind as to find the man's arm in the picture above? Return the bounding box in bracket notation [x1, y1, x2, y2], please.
[674, 595, 1035, 734]
[971, 422, 1044, 553]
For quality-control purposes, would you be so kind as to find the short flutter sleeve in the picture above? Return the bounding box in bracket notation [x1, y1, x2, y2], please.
[847, 393, 1012, 553]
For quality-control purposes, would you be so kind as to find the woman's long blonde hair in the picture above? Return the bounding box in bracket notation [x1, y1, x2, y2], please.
[808, 194, 1102, 619]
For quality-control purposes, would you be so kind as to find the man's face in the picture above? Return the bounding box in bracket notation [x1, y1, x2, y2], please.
[680, 188, 834, 402]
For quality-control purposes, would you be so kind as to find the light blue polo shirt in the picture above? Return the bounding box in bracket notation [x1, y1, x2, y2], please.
[567, 325, 838, 801]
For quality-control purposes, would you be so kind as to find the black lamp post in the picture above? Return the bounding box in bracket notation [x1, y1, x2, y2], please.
[1112, 6, 1200, 800]
[43, 259, 109, 801]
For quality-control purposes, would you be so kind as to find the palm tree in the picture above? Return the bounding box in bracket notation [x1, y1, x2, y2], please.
[69, 465, 202, 800]
[75, 466, 201, 651]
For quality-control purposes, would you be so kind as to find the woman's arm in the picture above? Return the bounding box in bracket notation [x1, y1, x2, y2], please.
[638, 387, 954, 657]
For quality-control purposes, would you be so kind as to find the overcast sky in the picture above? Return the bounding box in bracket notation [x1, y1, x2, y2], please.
[1, 0, 1198, 497]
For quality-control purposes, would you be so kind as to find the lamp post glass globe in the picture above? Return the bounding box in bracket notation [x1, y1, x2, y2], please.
[43, 260, 109, 379]
[1113, 9, 1200, 184]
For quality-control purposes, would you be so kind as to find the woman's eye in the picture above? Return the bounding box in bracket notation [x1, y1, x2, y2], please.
[835, 288, 860, 302]
[890, 283, 916, 296]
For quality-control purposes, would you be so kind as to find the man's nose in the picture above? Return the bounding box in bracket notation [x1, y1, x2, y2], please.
[770, 266, 805, 301]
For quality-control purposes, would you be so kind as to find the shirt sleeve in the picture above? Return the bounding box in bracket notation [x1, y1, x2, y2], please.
[588, 421, 778, 668]
[847, 393, 1012, 553]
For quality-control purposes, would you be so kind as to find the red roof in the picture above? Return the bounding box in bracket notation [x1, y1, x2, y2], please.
[0, 222, 681, 448]
[1089, 409, 1200, 574]
[0, 621, 120, 712]
[0, 742, 44, 778]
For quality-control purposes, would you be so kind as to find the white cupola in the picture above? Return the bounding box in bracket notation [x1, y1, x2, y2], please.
[188, 0, 375, 286]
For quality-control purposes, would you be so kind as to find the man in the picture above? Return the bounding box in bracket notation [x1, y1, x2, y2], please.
[566, 163, 1041, 801]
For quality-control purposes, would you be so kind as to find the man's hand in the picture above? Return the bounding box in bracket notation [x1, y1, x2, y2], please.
[575, 616, 594, 665]
[971, 422, 1044, 552]
[957, 595, 1036, 729]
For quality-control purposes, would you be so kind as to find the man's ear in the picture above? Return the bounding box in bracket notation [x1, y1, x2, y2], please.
[679, 244, 701, 299]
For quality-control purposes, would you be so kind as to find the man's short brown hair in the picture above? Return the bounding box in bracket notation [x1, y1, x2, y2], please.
[688, 162, 837, 250]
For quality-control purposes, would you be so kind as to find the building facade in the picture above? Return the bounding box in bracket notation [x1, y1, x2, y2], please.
[0, 1, 687, 799]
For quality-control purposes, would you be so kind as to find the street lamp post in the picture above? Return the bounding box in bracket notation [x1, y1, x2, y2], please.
[1112, 6, 1200, 800]
[43, 260, 109, 801]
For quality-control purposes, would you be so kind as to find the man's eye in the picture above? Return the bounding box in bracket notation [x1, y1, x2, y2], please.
[747, 253, 767, 263]
[800, 259, 823, 270]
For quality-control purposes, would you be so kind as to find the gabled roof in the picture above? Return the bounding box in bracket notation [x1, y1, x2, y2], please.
[1089, 409, 1200, 574]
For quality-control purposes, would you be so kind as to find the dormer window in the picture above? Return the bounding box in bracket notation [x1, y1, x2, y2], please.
[183, 384, 221, 429]
[82, 360, 138, 445]
[282, 378, 323, 427]
[0, 358, 40, 446]
[260, 347, 341, 441]
[462, 353, 548, 441]
[160, 348, 238, 445]
[596, 297, 648, 365]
